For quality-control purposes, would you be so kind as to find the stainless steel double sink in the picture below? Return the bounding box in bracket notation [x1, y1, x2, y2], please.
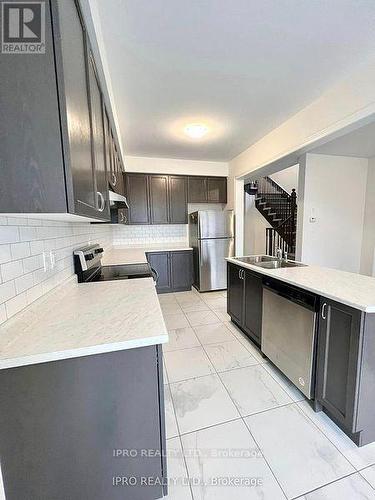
[234, 255, 306, 269]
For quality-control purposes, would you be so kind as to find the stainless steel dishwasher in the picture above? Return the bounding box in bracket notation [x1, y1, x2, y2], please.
[261, 278, 319, 399]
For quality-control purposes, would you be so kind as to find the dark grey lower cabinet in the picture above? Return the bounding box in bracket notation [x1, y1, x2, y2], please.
[170, 251, 193, 292]
[227, 263, 262, 347]
[243, 269, 263, 345]
[0, 347, 167, 500]
[227, 262, 243, 325]
[316, 298, 375, 446]
[147, 251, 193, 294]
[147, 252, 171, 293]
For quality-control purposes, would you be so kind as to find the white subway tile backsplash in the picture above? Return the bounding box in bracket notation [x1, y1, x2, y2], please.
[112, 224, 188, 246]
[0, 218, 112, 326]
[1, 260, 24, 282]
[23, 254, 44, 273]
[0, 245, 11, 264]
[0, 281, 16, 304]
[19, 226, 37, 241]
[10, 242, 31, 260]
[30, 240, 44, 255]
[0, 218, 188, 326]
[7, 217, 26, 226]
[15, 273, 34, 294]
[0, 226, 19, 244]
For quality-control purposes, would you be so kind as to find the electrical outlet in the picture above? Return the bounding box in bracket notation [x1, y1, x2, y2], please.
[49, 251, 56, 270]
[42, 252, 49, 272]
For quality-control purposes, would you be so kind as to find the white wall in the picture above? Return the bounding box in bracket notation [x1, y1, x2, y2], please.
[124, 155, 228, 176]
[360, 156, 375, 276]
[242, 165, 298, 257]
[230, 55, 375, 180]
[244, 195, 271, 255]
[227, 55, 375, 256]
[298, 154, 368, 273]
[270, 164, 299, 194]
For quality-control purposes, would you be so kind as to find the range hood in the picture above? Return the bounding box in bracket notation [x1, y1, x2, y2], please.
[109, 191, 129, 209]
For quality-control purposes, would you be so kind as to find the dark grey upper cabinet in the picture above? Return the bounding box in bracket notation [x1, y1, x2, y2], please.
[57, 0, 97, 217]
[188, 176, 227, 204]
[87, 55, 110, 219]
[243, 270, 263, 344]
[169, 176, 188, 224]
[149, 175, 169, 224]
[126, 174, 150, 224]
[0, 0, 128, 221]
[208, 177, 227, 203]
[104, 110, 116, 190]
[188, 177, 208, 203]
[316, 299, 362, 433]
[113, 146, 125, 195]
[0, 0, 67, 213]
[124, 173, 226, 225]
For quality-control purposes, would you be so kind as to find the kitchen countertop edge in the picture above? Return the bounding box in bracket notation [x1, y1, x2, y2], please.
[0, 333, 168, 371]
[226, 257, 375, 313]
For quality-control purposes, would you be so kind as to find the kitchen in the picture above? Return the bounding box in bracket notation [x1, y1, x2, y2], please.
[1, 1, 375, 499]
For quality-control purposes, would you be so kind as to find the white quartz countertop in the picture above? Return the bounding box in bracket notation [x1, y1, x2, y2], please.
[102, 243, 192, 266]
[227, 256, 375, 312]
[0, 277, 168, 370]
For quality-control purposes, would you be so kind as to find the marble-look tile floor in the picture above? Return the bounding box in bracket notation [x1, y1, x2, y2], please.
[162, 288, 375, 500]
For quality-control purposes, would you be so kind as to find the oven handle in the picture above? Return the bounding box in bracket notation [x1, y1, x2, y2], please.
[150, 267, 159, 284]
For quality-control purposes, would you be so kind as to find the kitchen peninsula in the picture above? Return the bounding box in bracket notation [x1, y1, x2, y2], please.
[0, 262, 168, 500]
[227, 255, 375, 447]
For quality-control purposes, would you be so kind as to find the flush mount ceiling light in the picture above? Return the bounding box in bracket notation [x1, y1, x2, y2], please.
[167, 116, 227, 143]
[184, 123, 209, 139]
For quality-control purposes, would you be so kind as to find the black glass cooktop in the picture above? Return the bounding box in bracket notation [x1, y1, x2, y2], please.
[87, 263, 153, 282]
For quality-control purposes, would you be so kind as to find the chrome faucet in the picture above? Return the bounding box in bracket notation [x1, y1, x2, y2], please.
[276, 247, 283, 260]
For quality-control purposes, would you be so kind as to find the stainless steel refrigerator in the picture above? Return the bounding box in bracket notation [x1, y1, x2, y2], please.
[189, 210, 235, 292]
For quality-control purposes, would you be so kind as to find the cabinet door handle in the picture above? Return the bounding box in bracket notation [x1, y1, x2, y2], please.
[238, 269, 242, 280]
[321, 302, 327, 320]
[97, 191, 105, 212]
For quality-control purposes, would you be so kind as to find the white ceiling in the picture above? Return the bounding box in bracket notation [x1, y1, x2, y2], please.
[311, 120, 375, 158]
[95, 0, 375, 161]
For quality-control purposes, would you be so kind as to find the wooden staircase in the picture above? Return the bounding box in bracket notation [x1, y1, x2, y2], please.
[245, 177, 297, 258]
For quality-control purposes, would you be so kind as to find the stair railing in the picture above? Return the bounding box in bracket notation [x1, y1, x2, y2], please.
[248, 176, 297, 257]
